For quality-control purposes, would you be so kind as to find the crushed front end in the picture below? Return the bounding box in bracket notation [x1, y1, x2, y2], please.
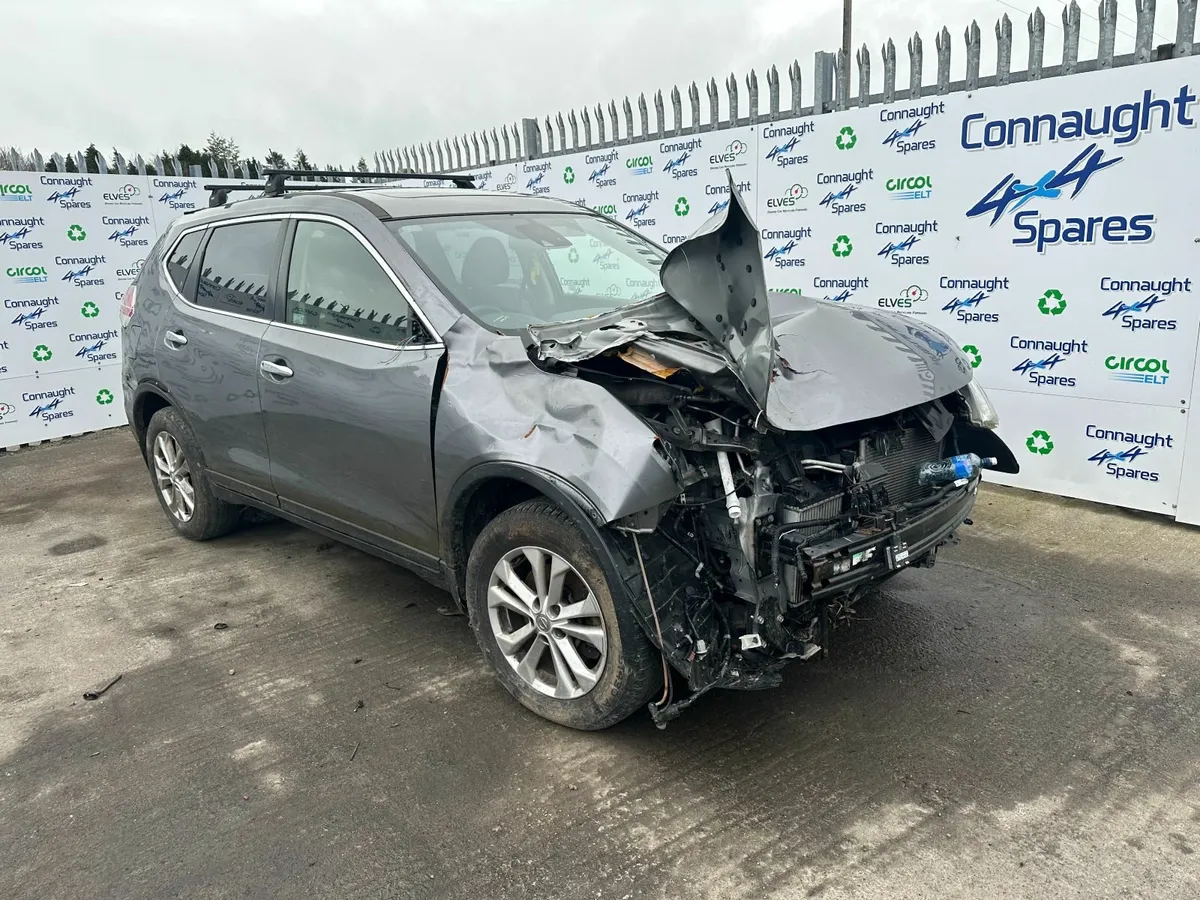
[606, 383, 994, 726]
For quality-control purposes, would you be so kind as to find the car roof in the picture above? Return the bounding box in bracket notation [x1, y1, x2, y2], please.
[178, 186, 584, 228]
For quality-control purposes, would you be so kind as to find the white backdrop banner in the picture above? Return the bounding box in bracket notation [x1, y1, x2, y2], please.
[2, 57, 1197, 524]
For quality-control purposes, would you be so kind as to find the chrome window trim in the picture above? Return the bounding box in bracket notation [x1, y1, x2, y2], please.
[162, 212, 445, 350]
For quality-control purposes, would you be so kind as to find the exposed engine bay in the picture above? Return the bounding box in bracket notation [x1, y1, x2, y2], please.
[534, 335, 1013, 726]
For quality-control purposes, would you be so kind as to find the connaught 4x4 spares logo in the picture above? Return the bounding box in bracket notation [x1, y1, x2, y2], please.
[961, 85, 1197, 252]
[1085, 423, 1174, 483]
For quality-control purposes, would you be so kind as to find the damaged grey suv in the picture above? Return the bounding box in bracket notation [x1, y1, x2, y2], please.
[121, 170, 1018, 730]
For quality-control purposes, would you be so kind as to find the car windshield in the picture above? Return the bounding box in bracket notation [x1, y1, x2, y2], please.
[388, 212, 666, 330]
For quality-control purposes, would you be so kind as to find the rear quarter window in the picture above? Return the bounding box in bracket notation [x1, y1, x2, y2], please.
[166, 231, 203, 298]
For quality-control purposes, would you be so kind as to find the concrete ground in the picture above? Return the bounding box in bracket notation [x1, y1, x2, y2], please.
[1, 429, 1198, 900]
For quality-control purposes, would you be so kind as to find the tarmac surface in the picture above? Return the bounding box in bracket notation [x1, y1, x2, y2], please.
[2, 428, 1198, 899]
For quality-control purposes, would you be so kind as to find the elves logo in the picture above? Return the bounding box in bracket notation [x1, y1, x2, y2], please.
[966, 143, 1155, 252]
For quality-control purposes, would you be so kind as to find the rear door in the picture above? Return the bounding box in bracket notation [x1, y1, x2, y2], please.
[155, 217, 284, 505]
[257, 216, 443, 567]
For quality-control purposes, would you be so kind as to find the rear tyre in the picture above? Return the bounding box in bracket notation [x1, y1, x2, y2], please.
[465, 499, 660, 730]
[145, 407, 241, 541]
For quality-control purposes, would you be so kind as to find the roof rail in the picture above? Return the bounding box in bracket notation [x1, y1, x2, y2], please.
[261, 168, 475, 195]
[202, 169, 477, 208]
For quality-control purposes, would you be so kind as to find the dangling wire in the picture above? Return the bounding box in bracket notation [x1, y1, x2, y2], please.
[632, 533, 673, 709]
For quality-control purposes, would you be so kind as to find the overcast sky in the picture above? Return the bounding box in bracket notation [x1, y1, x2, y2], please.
[5, 0, 1180, 166]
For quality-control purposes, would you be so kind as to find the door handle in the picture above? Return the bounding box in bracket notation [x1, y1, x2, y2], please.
[260, 359, 294, 379]
[163, 330, 188, 348]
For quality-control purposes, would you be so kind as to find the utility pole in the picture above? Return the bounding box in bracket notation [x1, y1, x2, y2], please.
[842, 0, 852, 61]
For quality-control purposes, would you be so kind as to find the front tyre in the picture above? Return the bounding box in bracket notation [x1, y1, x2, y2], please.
[145, 407, 241, 541]
[465, 499, 660, 730]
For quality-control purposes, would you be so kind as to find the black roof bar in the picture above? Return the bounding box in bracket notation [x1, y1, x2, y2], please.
[202, 169, 476, 208]
[261, 168, 476, 195]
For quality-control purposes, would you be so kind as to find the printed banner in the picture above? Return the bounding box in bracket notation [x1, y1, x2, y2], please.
[2, 56, 1198, 526]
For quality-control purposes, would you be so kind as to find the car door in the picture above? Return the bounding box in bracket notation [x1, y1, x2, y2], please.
[257, 216, 444, 567]
[154, 217, 285, 505]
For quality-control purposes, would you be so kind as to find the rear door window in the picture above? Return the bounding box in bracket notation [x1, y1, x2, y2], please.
[195, 221, 281, 319]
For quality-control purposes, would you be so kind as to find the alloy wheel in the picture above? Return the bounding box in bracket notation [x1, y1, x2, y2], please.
[486, 546, 608, 700]
[153, 432, 196, 523]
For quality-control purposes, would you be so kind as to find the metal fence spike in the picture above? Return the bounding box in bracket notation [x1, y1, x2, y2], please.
[788, 60, 802, 115]
[75, 151, 86, 173]
[653, 89, 665, 137]
[453, 135, 462, 170]
[556, 111, 566, 150]
[607, 100, 619, 143]
[1176, 0, 1196, 57]
[1098, 0, 1117, 68]
[150, 154, 162, 176]
[687, 81, 700, 134]
[581, 106, 594, 146]
[500, 125, 511, 162]
[965, 20, 983, 90]
[437, 141, 447, 171]
[1133, 0, 1156, 63]
[622, 96, 634, 143]
[134, 153, 146, 176]
[1062, 1, 1081, 73]
[996, 13, 1013, 85]
[882, 39, 897, 103]
[512, 122, 522, 159]
[936, 26, 952, 93]
[766, 64, 780, 119]
[637, 93, 649, 138]
[856, 44, 871, 107]
[569, 109, 580, 149]
[594, 104, 606, 144]
[726, 71, 740, 124]
[908, 32, 924, 99]
[469, 133, 480, 166]
[706, 77, 719, 131]
[419, 144, 428, 172]
[545, 116, 555, 152]
[746, 69, 759, 122]
[1028, 8, 1046, 80]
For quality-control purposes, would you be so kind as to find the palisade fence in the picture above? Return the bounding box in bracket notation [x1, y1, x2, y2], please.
[4, 0, 1196, 179]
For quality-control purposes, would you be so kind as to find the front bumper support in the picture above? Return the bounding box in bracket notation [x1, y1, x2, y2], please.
[790, 479, 979, 600]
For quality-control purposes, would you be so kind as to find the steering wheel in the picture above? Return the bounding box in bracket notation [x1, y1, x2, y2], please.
[468, 304, 515, 325]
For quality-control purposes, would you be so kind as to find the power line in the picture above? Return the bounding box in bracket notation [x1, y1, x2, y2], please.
[993, 0, 1101, 45]
[1052, 0, 1170, 45]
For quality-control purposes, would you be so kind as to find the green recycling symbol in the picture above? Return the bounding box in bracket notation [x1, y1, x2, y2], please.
[563, 166, 575, 184]
[1025, 429, 1054, 455]
[962, 344, 982, 368]
[32, 344, 52, 362]
[674, 197, 690, 216]
[831, 234, 853, 257]
[567, 247, 580, 263]
[836, 126, 857, 150]
[81, 301, 99, 318]
[67, 224, 86, 242]
[1038, 288, 1066, 315]
[96, 389, 114, 405]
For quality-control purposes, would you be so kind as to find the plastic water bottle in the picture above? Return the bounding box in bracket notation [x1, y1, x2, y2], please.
[917, 453, 997, 486]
